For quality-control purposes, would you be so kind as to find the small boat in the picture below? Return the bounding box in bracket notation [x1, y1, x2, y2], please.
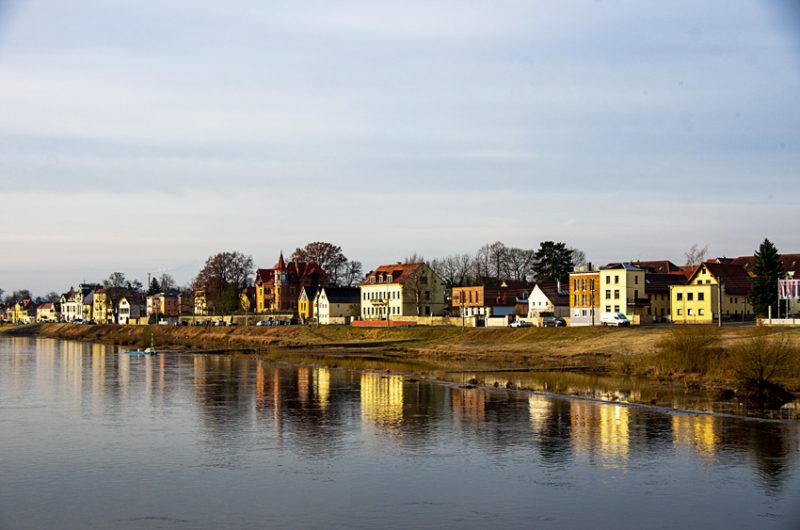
[123, 333, 160, 356]
[123, 349, 157, 356]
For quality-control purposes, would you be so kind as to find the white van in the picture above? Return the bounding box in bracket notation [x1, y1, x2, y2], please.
[601, 312, 631, 327]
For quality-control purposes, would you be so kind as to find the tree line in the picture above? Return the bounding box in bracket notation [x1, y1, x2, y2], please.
[1, 238, 791, 318]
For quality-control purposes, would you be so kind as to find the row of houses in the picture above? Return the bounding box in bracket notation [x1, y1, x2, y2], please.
[5, 252, 798, 327]
[1, 283, 184, 325]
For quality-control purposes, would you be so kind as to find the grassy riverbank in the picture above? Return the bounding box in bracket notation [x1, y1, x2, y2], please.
[3, 322, 800, 391]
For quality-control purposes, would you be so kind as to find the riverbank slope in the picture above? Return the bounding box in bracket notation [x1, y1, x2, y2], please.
[3, 322, 799, 390]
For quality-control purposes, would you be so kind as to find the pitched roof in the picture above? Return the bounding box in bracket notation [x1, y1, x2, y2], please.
[299, 286, 319, 300]
[631, 260, 682, 274]
[322, 287, 360, 303]
[694, 262, 752, 295]
[362, 262, 426, 286]
[256, 254, 327, 285]
[731, 254, 800, 276]
[119, 294, 146, 305]
[255, 268, 275, 283]
[600, 263, 644, 271]
[534, 282, 570, 307]
[645, 273, 687, 294]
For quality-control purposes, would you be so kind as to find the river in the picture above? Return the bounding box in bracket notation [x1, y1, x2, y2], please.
[1, 337, 798, 529]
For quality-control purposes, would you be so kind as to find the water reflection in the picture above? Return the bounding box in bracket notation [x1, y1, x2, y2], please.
[1, 337, 799, 529]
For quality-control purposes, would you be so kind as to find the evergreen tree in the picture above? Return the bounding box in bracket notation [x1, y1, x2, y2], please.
[532, 241, 574, 284]
[749, 238, 783, 317]
[147, 277, 161, 296]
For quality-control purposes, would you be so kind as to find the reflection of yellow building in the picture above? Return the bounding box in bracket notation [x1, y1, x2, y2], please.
[361, 373, 404, 425]
[570, 400, 629, 465]
[452, 387, 485, 423]
[599, 405, 629, 464]
[528, 394, 551, 434]
[314, 368, 330, 409]
[672, 415, 718, 457]
[298, 367, 310, 404]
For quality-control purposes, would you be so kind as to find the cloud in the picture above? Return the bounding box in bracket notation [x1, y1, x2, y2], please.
[0, 0, 799, 294]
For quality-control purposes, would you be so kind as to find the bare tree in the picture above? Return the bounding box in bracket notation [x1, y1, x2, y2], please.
[404, 252, 426, 264]
[194, 251, 254, 314]
[292, 241, 350, 284]
[159, 273, 177, 292]
[569, 247, 589, 269]
[685, 243, 709, 267]
[475, 241, 508, 280]
[341, 260, 364, 287]
[505, 247, 535, 281]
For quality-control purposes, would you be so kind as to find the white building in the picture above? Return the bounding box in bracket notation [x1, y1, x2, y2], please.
[316, 287, 360, 325]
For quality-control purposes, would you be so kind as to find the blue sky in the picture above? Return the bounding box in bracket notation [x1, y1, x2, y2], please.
[1, 0, 799, 295]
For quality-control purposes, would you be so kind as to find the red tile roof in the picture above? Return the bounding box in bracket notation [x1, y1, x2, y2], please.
[362, 263, 425, 285]
[694, 262, 752, 295]
[731, 254, 800, 276]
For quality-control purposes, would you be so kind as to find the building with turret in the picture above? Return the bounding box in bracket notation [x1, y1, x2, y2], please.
[254, 252, 328, 314]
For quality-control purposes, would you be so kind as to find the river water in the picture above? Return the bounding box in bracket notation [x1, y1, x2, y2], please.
[1, 337, 799, 529]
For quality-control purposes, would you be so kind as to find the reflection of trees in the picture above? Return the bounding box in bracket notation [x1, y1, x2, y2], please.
[532, 397, 572, 466]
[193, 355, 252, 439]
[719, 419, 799, 496]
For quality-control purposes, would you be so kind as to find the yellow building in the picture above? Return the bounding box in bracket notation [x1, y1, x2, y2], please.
[598, 263, 648, 324]
[670, 261, 752, 324]
[8, 300, 38, 323]
[360, 262, 446, 320]
[92, 289, 113, 324]
[297, 286, 319, 323]
[36, 302, 60, 322]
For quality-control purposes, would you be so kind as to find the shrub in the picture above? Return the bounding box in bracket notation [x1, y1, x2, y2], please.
[730, 333, 798, 408]
[656, 326, 724, 374]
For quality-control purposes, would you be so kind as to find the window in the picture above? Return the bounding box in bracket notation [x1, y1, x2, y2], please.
[686, 292, 692, 300]
[698, 292, 704, 301]
[614, 305, 620, 312]
[606, 276, 611, 285]
[581, 294, 586, 305]
[614, 290, 620, 299]
[590, 279, 595, 289]
[606, 306, 611, 312]
[370, 277, 375, 284]
[614, 275, 619, 284]
[688, 308, 693, 316]
[698, 309, 705, 316]
[634, 276, 639, 285]
[677, 293, 683, 301]
[574, 279, 579, 290]
[387, 274, 392, 282]
[574, 294, 578, 306]
[606, 290, 611, 300]
[581, 279, 586, 290]
[634, 289, 638, 300]
[677, 309, 683, 316]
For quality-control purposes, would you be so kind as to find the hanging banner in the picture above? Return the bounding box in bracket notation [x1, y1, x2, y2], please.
[779, 279, 800, 300]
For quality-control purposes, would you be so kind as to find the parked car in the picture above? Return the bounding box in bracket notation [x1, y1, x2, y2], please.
[542, 316, 566, 327]
[256, 320, 271, 326]
[510, 320, 532, 328]
[600, 312, 631, 327]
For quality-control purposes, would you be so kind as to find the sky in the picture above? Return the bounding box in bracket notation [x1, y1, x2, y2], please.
[1, 0, 799, 295]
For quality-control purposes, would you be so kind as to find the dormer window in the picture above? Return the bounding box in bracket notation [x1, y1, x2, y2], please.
[370, 276, 376, 284]
[386, 274, 392, 283]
